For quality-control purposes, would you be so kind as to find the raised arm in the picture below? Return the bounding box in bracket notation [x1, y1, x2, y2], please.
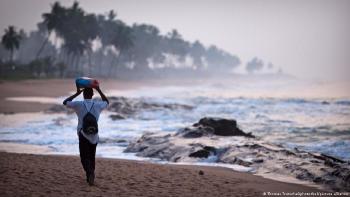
[63, 87, 83, 105]
[95, 86, 109, 104]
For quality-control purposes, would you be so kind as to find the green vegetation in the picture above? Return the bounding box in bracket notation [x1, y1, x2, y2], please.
[1, 1, 242, 80]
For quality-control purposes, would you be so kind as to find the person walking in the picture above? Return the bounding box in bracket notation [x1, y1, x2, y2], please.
[63, 86, 109, 186]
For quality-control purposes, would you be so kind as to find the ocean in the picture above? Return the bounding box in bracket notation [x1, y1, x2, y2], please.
[1, 79, 350, 163]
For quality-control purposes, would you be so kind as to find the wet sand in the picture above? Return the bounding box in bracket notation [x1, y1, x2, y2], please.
[0, 152, 326, 197]
[0, 79, 142, 113]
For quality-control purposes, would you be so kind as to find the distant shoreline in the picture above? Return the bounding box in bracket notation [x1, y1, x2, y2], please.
[0, 79, 144, 113]
[1, 78, 349, 114]
[0, 78, 215, 113]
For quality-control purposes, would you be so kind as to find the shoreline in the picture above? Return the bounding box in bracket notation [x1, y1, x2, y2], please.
[0, 151, 326, 197]
[0, 79, 144, 113]
[0, 142, 326, 192]
[1, 79, 349, 194]
[1, 78, 350, 113]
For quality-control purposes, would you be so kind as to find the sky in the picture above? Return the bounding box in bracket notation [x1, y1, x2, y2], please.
[0, 0, 349, 81]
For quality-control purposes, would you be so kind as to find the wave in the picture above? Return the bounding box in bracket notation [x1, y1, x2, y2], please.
[335, 100, 350, 106]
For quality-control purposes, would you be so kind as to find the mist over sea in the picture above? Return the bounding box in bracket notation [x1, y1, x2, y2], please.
[1, 78, 349, 163]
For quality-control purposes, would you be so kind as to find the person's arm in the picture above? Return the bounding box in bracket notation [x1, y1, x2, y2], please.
[95, 86, 109, 105]
[63, 87, 83, 105]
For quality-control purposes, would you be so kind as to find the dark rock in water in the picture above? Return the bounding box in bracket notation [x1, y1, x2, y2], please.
[189, 149, 211, 158]
[45, 105, 73, 114]
[325, 159, 340, 168]
[321, 153, 346, 163]
[313, 177, 323, 183]
[109, 113, 126, 120]
[234, 158, 253, 167]
[178, 126, 215, 138]
[195, 117, 254, 137]
[108, 96, 193, 118]
[178, 117, 254, 138]
[45, 96, 193, 117]
[252, 158, 264, 163]
[280, 149, 296, 156]
[125, 117, 350, 192]
[3, 111, 15, 115]
[99, 138, 128, 144]
[189, 146, 216, 158]
[203, 146, 217, 154]
[108, 97, 136, 115]
[296, 170, 315, 181]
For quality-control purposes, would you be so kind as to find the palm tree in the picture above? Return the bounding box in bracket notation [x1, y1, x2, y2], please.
[60, 2, 98, 74]
[1, 26, 22, 62]
[36, 2, 64, 59]
[130, 24, 161, 72]
[108, 23, 134, 76]
[190, 41, 206, 70]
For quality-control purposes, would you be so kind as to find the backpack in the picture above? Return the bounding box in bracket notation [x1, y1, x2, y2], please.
[82, 102, 98, 135]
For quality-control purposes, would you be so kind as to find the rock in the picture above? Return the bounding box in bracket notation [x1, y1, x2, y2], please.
[108, 97, 136, 115]
[189, 150, 211, 158]
[234, 158, 253, 167]
[109, 113, 126, 120]
[178, 117, 254, 138]
[125, 133, 170, 153]
[124, 117, 350, 192]
[177, 126, 214, 138]
[99, 138, 128, 144]
[321, 101, 330, 105]
[325, 159, 340, 168]
[195, 117, 254, 137]
[296, 170, 314, 181]
[45, 104, 73, 113]
[3, 111, 15, 115]
[108, 96, 193, 118]
[252, 158, 264, 163]
[199, 170, 204, 175]
[189, 146, 216, 158]
[321, 153, 346, 163]
[313, 177, 323, 183]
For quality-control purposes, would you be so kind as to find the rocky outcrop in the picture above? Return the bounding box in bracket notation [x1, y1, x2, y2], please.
[125, 117, 350, 192]
[108, 96, 192, 117]
[177, 117, 254, 138]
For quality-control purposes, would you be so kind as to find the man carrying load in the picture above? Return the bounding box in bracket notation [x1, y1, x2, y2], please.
[63, 78, 109, 186]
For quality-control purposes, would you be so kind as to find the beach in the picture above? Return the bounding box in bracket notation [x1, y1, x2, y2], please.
[0, 78, 349, 195]
[0, 79, 143, 113]
[0, 152, 326, 197]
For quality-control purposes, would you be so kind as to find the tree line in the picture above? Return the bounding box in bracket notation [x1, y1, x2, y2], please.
[1, 1, 276, 79]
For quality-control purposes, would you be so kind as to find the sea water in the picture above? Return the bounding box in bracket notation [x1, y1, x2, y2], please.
[0, 79, 349, 162]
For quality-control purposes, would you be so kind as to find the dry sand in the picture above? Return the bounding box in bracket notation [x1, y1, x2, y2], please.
[0, 152, 326, 197]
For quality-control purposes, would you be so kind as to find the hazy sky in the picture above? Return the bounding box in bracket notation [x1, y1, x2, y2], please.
[1, 0, 349, 80]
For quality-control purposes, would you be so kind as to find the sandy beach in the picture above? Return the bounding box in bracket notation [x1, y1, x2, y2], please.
[0, 152, 326, 197]
[0, 79, 143, 113]
[0, 79, 349, 196]
[1, 0, 350, 195]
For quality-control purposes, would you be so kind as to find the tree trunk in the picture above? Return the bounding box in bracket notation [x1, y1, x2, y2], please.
[72, 54, 77, 73]
[76, 55, 81, 76]
[36, 31, 51, 59]
[10, 49, 14, 62]
[112, 56, 121, 78]
[108, 56, 116, 78]
[67, 52, 73, 72]
[88, 50, 92, 76]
